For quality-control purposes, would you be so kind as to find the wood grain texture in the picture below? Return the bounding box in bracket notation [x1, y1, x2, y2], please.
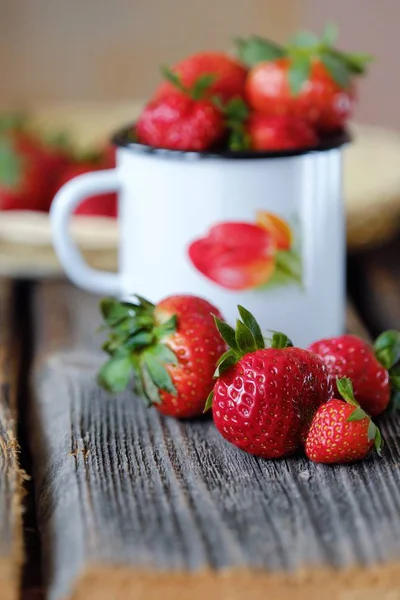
[30, 283, 400, 600]
[0, 280, 23, 600]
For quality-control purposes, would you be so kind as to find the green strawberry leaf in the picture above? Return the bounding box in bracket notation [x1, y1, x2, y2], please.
[336, 376, 359, 406]
[235, 320, 257, 354]
[191, 74, 216, 100]
[151, 343, 178, 365]
[214, 350, 237, 377]
[224, 98, 249, 121]
[161, 66, 186, 93]
[237, 305, 265, 349]
[320, 51, 351, 88]
[99, 297, 134, 324]
[388, 388, 400, 414]
[134, 295, 155, 311]
[234, 36, 285, 67]
[228, 127, 251, 151]
[133, 367, 147, 403]
[347, 407, 367, 422]
[374, 427, 383, 456]
[155, 314, 177, 340]
[142, 353, 176, 395]
[367, 420, 377, 441]
[204, 390, 214, 413]
[329, 50, 373, 75]
[0, 137, 23, 188]
[290, 30, 319, 48]
[97, 355, 132, 393]
[125, 331, 154, 350]
[374, 330, 400, 370]
[213, 316, 238, 352]
[141, 363, 162, 405]
[321, 22, 338, 46]
[270, 332, 293, 349]
[288, 54, 312, 95]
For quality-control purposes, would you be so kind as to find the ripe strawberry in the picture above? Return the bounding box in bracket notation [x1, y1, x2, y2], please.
[247, 114, 317, 151]
[56, 148, 117, 217]
[154, 52, 247, 104]
[136, 90, 224, 152]
[0, 130, 51, 211]
[305, 377, 383, 464]
[236, 25, 371, 133]
[206, 307, 332, 458]
[308, 330, 400, 417]
[188, 222, 276, 290]
[98, 295, 226, 419]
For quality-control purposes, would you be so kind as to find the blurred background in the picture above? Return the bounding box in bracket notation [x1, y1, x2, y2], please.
[1, 0, 400, 275]
[0, 0, 397, 128]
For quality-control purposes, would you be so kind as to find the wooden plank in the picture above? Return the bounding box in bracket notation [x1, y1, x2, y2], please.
[0, 280, 23, 600]
[30, 282, 400, 600]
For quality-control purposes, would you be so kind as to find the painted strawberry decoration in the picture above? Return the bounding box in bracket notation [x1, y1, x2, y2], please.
[189, 215, 302, 291]
[154, 52, 247, 104]
[98, 295, 226, 419]
[305, 377, 383, 464]
[308, 330, 400, 417]
[188, 222, 276, 290]
[237, 24, 371, 133]
[205, 306, 332, 458]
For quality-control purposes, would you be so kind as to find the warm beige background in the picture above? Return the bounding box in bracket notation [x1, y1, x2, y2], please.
[1, 0, 398, 128]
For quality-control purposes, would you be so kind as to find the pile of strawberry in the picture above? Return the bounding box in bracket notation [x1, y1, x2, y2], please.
[0, 115, 117, 215]
[136, 24, 371, 152]
[98, 294, 400, 465]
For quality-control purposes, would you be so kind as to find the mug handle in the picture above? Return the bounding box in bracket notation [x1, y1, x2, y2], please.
[50, 169, 121, 295]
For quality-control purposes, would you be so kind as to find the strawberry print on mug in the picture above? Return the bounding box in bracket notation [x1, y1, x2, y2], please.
[188, 211, 302, 291]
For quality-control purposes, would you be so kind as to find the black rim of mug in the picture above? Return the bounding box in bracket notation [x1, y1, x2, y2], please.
[112, 124, 351, 160]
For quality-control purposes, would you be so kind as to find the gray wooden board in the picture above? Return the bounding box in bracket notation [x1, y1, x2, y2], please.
[0, 280, 22, 600]
[30, 283, 400, 600]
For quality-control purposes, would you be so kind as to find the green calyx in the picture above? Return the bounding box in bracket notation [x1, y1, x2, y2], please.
[374, 329, 400, 413]
[336, 376, 383, 456]
[204, 306, 292, 412]
[161, 66, 216, 101]
[97, 295, 179, 406]
[235, 22, 373, 95]
[375, 329, 400, 412]
[161, 65, 250, 150]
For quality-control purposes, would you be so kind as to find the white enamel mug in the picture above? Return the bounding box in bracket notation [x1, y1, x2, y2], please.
[50, 126, 349, 347]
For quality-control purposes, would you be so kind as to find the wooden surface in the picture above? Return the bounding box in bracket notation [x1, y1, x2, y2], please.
[25, 282, 400, 600]
[0, 281, 23, 600]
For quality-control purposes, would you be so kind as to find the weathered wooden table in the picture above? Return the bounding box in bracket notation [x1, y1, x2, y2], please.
[2, 237, 400, 600]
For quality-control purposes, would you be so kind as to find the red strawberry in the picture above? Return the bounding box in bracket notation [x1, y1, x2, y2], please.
[155, 52, 247, 104]
[98, 295, 226, 419]
[0, 131, 51, 211]
[308, 330, 400, 417]
[305, 377, 383, 464]
[247, 114, 318, 151]
[136, 92, 224, 152]
[188, 222, 276, 290]
[57, 155, 118, 217]
[206, 307, 332, 458]
[237, 26, 370, 133]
